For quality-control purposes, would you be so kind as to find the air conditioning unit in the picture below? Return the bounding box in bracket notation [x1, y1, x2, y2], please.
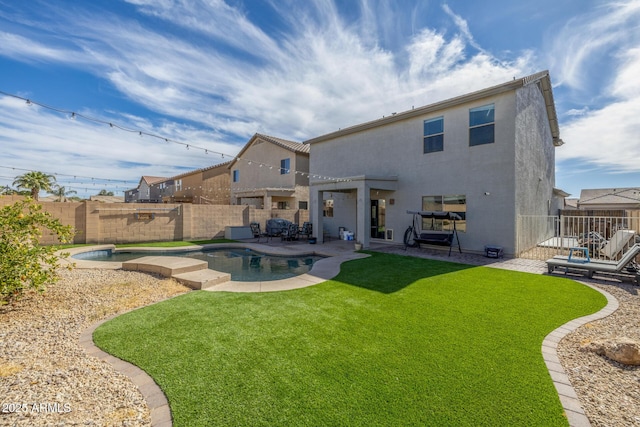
[386, 229, 393, 241]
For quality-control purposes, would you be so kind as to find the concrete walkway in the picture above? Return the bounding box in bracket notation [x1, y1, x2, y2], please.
[76, 239, 620, 427]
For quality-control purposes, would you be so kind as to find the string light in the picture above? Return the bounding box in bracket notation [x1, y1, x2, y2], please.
[0, 90, 354, 184]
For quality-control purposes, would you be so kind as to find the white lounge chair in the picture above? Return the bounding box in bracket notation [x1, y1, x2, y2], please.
[599, 229, 636, 260]
[546, 243, 640, 283]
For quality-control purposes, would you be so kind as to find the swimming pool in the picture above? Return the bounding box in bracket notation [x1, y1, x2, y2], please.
[73, 248, 325, 282]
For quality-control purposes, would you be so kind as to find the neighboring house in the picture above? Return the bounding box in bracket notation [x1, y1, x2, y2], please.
[563, 198, 580, 211]
[228, 133, 310, 210]
[125, 176, 167, 203]
[153, 161, 231, 204]
[305, 70, 564, 255]
[577, 188, 640, 210]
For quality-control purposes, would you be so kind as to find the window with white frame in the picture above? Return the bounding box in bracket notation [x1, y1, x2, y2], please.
[175, 179, 182, 191]
[423, 116, 444, 153]
[469, 104, 495, 146]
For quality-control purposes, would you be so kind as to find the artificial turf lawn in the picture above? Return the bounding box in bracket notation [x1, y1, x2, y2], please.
[93, 252, 606, 426]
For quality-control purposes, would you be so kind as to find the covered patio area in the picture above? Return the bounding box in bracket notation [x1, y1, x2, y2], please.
[310, 175, 398, 249]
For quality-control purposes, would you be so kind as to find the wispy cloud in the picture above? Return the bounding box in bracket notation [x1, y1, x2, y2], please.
[3, 1, 532, 136]
[0, 0, 538, 194]
[553, 0, 640, 172]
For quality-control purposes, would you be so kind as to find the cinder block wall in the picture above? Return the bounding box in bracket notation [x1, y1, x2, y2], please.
[0, 196, 309, 244]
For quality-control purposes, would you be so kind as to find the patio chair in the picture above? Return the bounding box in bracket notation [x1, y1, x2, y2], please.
[249, 222, 270, 243]
[281, 223, 299, 241]
[299, 222, 312, 239]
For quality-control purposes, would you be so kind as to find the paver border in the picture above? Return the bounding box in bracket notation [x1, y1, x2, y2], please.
[78, 244, 366, 426]
[541, 281, 618, 427]
[80, 313, 173, 427]
[75, 244, 620, 427]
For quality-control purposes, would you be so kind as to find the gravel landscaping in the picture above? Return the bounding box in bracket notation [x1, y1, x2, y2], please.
[0, 269, 189, 426]
[0, 267, 638, 426]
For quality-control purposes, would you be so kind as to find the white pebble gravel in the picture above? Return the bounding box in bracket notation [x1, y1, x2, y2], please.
[0, 269, 189, 426]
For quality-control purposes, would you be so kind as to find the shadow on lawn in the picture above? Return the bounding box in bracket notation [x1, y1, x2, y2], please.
[333, 251, 476, 294]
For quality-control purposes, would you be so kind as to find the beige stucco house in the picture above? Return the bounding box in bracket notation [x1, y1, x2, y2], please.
[305, 71, 564, 255]
[228, 133, 310, 210]
[153, 161, 231, 204]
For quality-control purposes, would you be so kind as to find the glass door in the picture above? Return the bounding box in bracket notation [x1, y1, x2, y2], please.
[370, 199, 386, 238]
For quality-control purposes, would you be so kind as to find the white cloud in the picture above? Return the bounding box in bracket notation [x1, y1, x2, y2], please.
[553, 1, 640, 174]
[0, 1, 538, 195]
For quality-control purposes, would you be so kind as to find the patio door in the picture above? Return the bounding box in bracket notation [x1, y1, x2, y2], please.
[370, 199, 386, 238]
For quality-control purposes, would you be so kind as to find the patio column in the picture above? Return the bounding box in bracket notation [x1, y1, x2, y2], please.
[356, 181, 370, 249]
[263, 193, 272, 209]
[313, 188, 324, 243]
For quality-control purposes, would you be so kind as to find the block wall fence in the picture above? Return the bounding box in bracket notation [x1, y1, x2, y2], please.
[1, 196, 309, 245]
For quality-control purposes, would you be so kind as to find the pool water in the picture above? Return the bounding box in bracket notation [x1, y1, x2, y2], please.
[73, 248, 324, 282]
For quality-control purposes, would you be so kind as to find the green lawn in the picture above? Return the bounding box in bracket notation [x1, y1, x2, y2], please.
[93, 252, 606, 426]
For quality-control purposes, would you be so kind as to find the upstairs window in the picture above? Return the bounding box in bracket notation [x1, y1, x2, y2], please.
[280, 158, 290, 174]
[232, 170, 239, 183]
[175, 179, 182, 191]
[469, 104, 495, 146]
[423, 117, 444, 153]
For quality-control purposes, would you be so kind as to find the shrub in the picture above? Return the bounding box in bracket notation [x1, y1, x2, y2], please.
[0, 198, 75, 305]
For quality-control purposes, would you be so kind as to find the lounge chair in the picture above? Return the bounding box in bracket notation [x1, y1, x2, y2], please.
[546, 243, 640, 283]
[599, 229, 636, 260]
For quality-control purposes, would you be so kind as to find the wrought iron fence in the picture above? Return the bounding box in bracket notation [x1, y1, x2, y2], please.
[517, 213, 640, 261]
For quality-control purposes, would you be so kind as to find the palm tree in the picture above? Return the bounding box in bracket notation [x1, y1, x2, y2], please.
[13, 171, 56, 201]
[50, 185, 77, 202]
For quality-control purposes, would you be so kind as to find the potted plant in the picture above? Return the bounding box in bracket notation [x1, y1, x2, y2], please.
[354, 241, 363, 250]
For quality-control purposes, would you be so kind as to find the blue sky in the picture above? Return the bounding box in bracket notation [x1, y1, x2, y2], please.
[1, 0, 639, 198]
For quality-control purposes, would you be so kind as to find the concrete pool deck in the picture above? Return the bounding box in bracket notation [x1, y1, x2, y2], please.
[72, 239, 619, 427]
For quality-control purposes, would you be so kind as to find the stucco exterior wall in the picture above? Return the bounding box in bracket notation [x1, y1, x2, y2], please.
[309, 90, 525, 254]
[230, 141, 304, 192]
[515, 82, 556, 217]
[230, 139, 310, 209]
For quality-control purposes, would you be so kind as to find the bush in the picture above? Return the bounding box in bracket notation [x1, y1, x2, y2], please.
[0, 198, 75, 305]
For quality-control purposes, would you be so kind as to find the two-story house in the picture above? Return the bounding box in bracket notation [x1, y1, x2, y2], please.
[124, 176, 167, 203]
[153, 161, 231, 204]
[305, 71, 564, 255]
[228, 133, 310, 210]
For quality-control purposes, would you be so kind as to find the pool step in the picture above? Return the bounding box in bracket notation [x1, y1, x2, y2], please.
[121, 256, 230, 290]
[173, 269, 231, 290]
[122, 256, 208, 277]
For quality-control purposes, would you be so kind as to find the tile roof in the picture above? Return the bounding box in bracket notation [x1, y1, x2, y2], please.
[141, 176, 168, 185]
[579, 188, 640, 206]
[254, 133, 310, 154]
